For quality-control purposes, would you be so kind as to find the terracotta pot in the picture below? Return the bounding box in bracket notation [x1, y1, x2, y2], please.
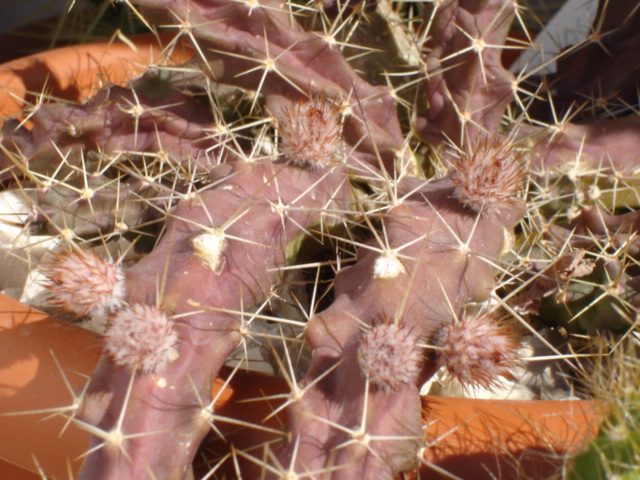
[0, 38, 603, 479]
[0, 32, 192, 120]
[0, 293, 101, 478]
[421, 396, 602, 480]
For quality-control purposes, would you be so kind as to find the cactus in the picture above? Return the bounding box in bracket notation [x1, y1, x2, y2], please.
[567, 338, 640, 480]
[1, 0, 639, 479]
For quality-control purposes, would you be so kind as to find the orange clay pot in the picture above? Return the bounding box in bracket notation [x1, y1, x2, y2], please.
[0, 38, 603, 479]
[0, 32, 192, 120]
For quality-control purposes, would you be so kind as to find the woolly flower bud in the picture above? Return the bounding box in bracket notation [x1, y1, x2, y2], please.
[43, 249, 126, 318]
[449, 138, 525, 215]
[277, 96, 342, 169]
[437, 313, 518, 391]
[105, 304, 179, 374]
[358, 322, 422, 391]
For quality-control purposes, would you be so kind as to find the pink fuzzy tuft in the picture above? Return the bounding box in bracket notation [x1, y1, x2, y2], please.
[357, 322, 422, 391]
[43, 249, 126, 318]
[449, 137, 525, 215]
[105, 304, 179, 374]
[276, 96, 342, 169]
[437, 313, 519, 391]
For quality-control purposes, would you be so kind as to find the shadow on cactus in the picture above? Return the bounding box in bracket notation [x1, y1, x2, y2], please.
[0, 0, 639, 479]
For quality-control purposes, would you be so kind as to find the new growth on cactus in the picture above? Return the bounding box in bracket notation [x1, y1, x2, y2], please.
[1, 0, 639, 479]
[105, 303, 179, 373]
[358, 321, 423, 392]
[449, 137, 526, 215]
[437, 311, 519, 391]
[42, 249, 126, 318]
[276, 95, 344, 169]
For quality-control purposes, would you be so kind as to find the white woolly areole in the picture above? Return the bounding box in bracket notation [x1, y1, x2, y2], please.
[105, 304, 179, 374]
[373, 251, 406, 279]
[358, 323, 422, 391]
[191, 229, 227, 274]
